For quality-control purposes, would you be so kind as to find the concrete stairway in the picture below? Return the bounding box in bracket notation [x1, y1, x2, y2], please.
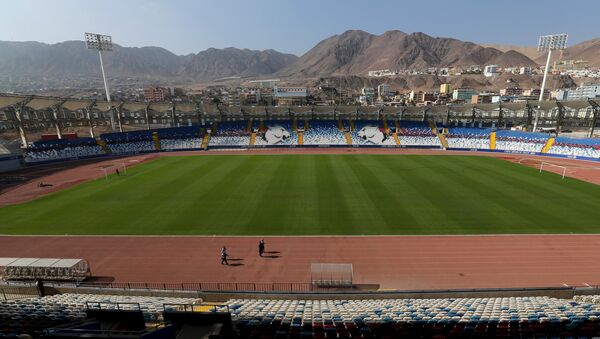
[542, 137, 555, 153]
[96, 140, 111, 154]
[490, 131, 496, 150]
[152, 132, 161, 151]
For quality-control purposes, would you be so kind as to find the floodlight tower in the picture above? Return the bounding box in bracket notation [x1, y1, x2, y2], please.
[85, 32, 115, 129]
[533, 33, 568, 132]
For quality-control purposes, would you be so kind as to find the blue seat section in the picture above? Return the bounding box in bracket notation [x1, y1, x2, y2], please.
[156, 126, 203, 139]
[0, 293, 196, 336]
[30, 138, 98, 149]
[303, 120, 346, 145]
[549, 136, 600, 158]
[445, 127, 491, 149]
[101, 128, 152, 154]
[398, 121, 435, 136]
[447, 127, 492, 137]
[495, 129, 548, 153]
[209, 121, 250, 146]
[25, 137, 103, 163]
[101, 130, 154, 143]
[398, 121, 441, 147]
[158, 126, 204, 150]
[495, 130, 548, 142]
[555, 136, 600, 147]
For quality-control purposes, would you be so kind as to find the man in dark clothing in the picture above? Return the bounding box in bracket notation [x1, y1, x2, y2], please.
[116, 168, 120, 176]
[220, 246, 229, 265]
[258, 239, 265, 257]
[35, 279, 45, 297]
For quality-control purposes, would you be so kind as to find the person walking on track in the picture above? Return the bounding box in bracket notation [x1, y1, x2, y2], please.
[220, 246, 229, 265]
[259, 239, 265, 257]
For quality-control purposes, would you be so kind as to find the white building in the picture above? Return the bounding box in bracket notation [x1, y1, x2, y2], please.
[483, 65, 499, 77]
[519, 67, 534, 75]
[561, 83, 600, 101]
[377, 84, 391, 98]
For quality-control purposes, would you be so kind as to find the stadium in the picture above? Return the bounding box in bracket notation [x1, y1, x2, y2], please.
[2, 92, 600, 338]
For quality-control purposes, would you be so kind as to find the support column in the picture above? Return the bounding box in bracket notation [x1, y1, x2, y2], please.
[589, 100, 600, 138]
[145, 104, 151, 130]
[526, 103, 534, 131]
[85, 100, 97, 138]
[115, 103, 124, 133]
[171, 105, 176, 127]
[497, 104, 504, 128]
[51, 107, 63, 139]
[534, 49, 552, 133]
[14, 107, 29, 147]
[555, 102, 565, 136]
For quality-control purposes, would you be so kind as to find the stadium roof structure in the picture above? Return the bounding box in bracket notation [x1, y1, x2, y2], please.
[0, 92, 599, 139]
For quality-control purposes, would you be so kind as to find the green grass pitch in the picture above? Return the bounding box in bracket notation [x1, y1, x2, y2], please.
[1, 154, 600, 235]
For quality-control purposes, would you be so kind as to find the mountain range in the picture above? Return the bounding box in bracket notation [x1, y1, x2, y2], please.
[0, 30, 598, 87]
[0, 40, 298, 83]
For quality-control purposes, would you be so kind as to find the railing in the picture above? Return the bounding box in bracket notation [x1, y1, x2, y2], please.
[0, 285, 39, 301]
[3, 280, 600, 296]
[74, 281, 348, 293]
[163, 303, 230, 313]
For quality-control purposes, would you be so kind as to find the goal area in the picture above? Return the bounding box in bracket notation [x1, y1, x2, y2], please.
[539, 162, 567, 179]
[517, 158, 567, 179]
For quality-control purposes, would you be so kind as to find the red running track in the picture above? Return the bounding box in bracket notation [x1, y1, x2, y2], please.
[1, 235, 600, 290]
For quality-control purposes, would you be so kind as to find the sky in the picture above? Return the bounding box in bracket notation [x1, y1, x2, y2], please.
[0, 0, 598, 56]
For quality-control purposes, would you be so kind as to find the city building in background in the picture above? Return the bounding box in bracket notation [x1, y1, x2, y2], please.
[144, 86, 171, 102]
[558, 83, 600, 101]
[273, 86, 308, 106]
[452, 88, 474, 102]
[440, 84, 453, 94]
[377, 84, 391, 98]
[483, 65, 499, 77]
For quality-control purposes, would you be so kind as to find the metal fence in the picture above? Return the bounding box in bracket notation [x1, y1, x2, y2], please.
[2, 280, 598, 297]
[74, 282, 350, 293]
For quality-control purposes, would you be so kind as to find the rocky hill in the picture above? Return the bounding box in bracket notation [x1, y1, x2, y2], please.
[279, 30, 538, 78]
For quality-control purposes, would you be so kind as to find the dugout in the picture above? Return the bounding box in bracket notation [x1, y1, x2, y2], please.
[1, 257, 90, 282]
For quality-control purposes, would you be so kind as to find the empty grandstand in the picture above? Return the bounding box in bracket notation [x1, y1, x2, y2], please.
[8, 121, 600, 163]
[3, 283, 600, 338]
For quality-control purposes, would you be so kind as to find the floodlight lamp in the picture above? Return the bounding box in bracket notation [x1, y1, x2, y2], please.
[537, 33, 568, 52]
[85, 33, 113, 51]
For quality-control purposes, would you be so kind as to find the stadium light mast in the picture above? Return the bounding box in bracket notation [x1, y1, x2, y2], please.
[534, 33, 568, 132]
[85, 32, 115, 129]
